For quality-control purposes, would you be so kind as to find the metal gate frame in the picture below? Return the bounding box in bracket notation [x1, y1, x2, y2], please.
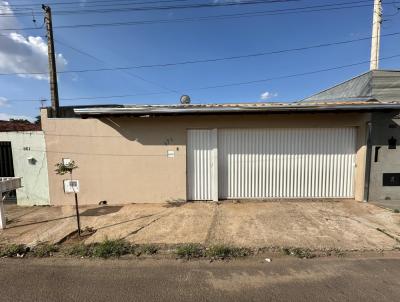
[186, 129, 218, 201]
[0, 142, 15, 178]
[217, 128, 356, 199]
[0, 142, 16, 199]
[187, 128, 356, 201]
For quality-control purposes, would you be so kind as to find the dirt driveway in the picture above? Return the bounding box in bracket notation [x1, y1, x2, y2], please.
[1, 200, 400, 250]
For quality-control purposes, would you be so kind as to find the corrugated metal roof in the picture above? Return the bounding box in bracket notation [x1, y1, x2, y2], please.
[74, 99, 400, 117]
[301, 70, 400, 102]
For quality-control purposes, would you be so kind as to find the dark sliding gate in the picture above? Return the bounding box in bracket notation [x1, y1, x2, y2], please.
[0, 141, 16, 198]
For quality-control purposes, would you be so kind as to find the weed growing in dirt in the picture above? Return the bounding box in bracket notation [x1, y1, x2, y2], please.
[136, 244, 158, 256]
[65, 243, 92, 257]
[0, 244, 28, 257]
[175, 244, 204, 259]
[282, 247, 316, 259]
[206, 245, 250, 259]
[394, 209, 400, 213]
[328, 248, 346, 257]
[32, 243, 59, 257]
[91, 239, 131, 259]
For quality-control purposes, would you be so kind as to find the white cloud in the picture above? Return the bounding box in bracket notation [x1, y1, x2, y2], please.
[260, 91, 278, 100]
[0, 1, 67, 80]
[0, 97, 10, 107]
[0, 113, 34, 122]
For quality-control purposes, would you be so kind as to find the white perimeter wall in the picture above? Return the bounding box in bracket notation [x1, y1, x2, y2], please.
[0, 131, 50, 206]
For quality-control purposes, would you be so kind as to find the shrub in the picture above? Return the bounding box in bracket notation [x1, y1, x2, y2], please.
[206, 245, 250, 259]
[91, 239, 131, 259]
[394, 209, 400, 213]
[65, 243, 92, 257]
[0, 244, 28, 257]
[136, 244, 158, 256]
[32, 243, 59, 257]
[175, 244, 203, 259]
[282, 247, 316, 259]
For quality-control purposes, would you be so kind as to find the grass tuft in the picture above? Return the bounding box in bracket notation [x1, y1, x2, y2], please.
[282, 247, 316, 259]
[32, 243, 59, 257]
[65, 243, 92, 257]
[394, 209, 400, 213]
[175, 244, 203, 259]
[0, 244, 28, 257]
[91, 239, 131, 259]
[136, 244, 158, 256]
[206, 245, 250, 259]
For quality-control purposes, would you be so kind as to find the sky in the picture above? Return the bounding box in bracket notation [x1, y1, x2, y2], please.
[0, 0, 400, 121]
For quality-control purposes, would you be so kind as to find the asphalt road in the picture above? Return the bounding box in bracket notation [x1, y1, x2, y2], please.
[0, 256, 400, 302]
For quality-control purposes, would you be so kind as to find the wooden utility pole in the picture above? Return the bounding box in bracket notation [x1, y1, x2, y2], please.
[370, 0, 382, 70]
[42, 4, 60, 117]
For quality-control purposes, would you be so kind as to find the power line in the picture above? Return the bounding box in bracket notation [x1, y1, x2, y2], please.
[54, 38, 180, 94]
[0, 0, 300, 16]
[59, 31, 400, 71]
[0, 1, 387, 31]
[5, 91, 172, 103]
[1, 31, 399, 76]
[5, 0, 240, 10]
[4, 53, 400, 103]
[3, 0, 197, 8]
[193, 54, 400, 90]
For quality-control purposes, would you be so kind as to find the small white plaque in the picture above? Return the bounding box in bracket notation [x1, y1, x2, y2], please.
[62, 158, 71, 165]
[64, 179, 79, 193]
[167, 150, 175, 158]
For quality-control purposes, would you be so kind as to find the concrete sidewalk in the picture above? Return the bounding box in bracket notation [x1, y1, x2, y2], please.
[370, 200, 400, 211]
[1, 200, 400, 250]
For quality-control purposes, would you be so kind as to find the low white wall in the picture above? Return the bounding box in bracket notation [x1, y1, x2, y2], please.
[0, 131, 50, 206]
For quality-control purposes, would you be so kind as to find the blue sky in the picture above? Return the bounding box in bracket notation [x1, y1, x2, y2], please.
[0, 0, 400, 121]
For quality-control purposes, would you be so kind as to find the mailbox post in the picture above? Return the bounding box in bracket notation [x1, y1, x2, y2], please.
[64, 179, 81, 236]
[55, 159, 80, 236]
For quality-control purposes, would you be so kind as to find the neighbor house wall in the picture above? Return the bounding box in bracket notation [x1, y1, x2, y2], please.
[41, 109, 369, 205]
[0, 131, 50, 205]
[369, 111, 400, 201]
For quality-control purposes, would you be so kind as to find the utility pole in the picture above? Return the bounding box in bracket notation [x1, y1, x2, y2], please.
[370, 0, 382, 70]
[42, 4, 60, 117]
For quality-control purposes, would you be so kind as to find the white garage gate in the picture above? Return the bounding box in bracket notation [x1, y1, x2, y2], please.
[187, 128, 356, 201]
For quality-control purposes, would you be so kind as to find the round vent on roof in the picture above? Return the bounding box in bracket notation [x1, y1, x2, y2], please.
[180, 95, 191, 104]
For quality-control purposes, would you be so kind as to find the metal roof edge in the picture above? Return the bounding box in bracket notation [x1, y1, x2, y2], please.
[74, 102, 400, 116]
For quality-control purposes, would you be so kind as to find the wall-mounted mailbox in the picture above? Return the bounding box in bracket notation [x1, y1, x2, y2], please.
[383, 173, 400, 186]
[64, 179, 80, 193]
[27, 157, 37, 165]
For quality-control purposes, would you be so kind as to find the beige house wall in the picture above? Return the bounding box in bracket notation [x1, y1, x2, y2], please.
[41, 109, 370, 205]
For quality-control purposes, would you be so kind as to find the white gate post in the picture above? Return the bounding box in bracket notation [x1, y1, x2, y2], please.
[0, 195, 6, 230]
[211, 129, 219, 202]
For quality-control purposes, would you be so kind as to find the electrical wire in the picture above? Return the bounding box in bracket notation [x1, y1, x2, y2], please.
[1, 31, 399, 76]
[0, 0, 300, 16]
[54, 38, 180, 94]
[0, 2, 388, 31]
[4, 53, 400, 103]
[2, 0, 203, 8]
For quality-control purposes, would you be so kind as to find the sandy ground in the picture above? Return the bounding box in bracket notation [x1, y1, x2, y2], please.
[1, 200, 400, 250]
